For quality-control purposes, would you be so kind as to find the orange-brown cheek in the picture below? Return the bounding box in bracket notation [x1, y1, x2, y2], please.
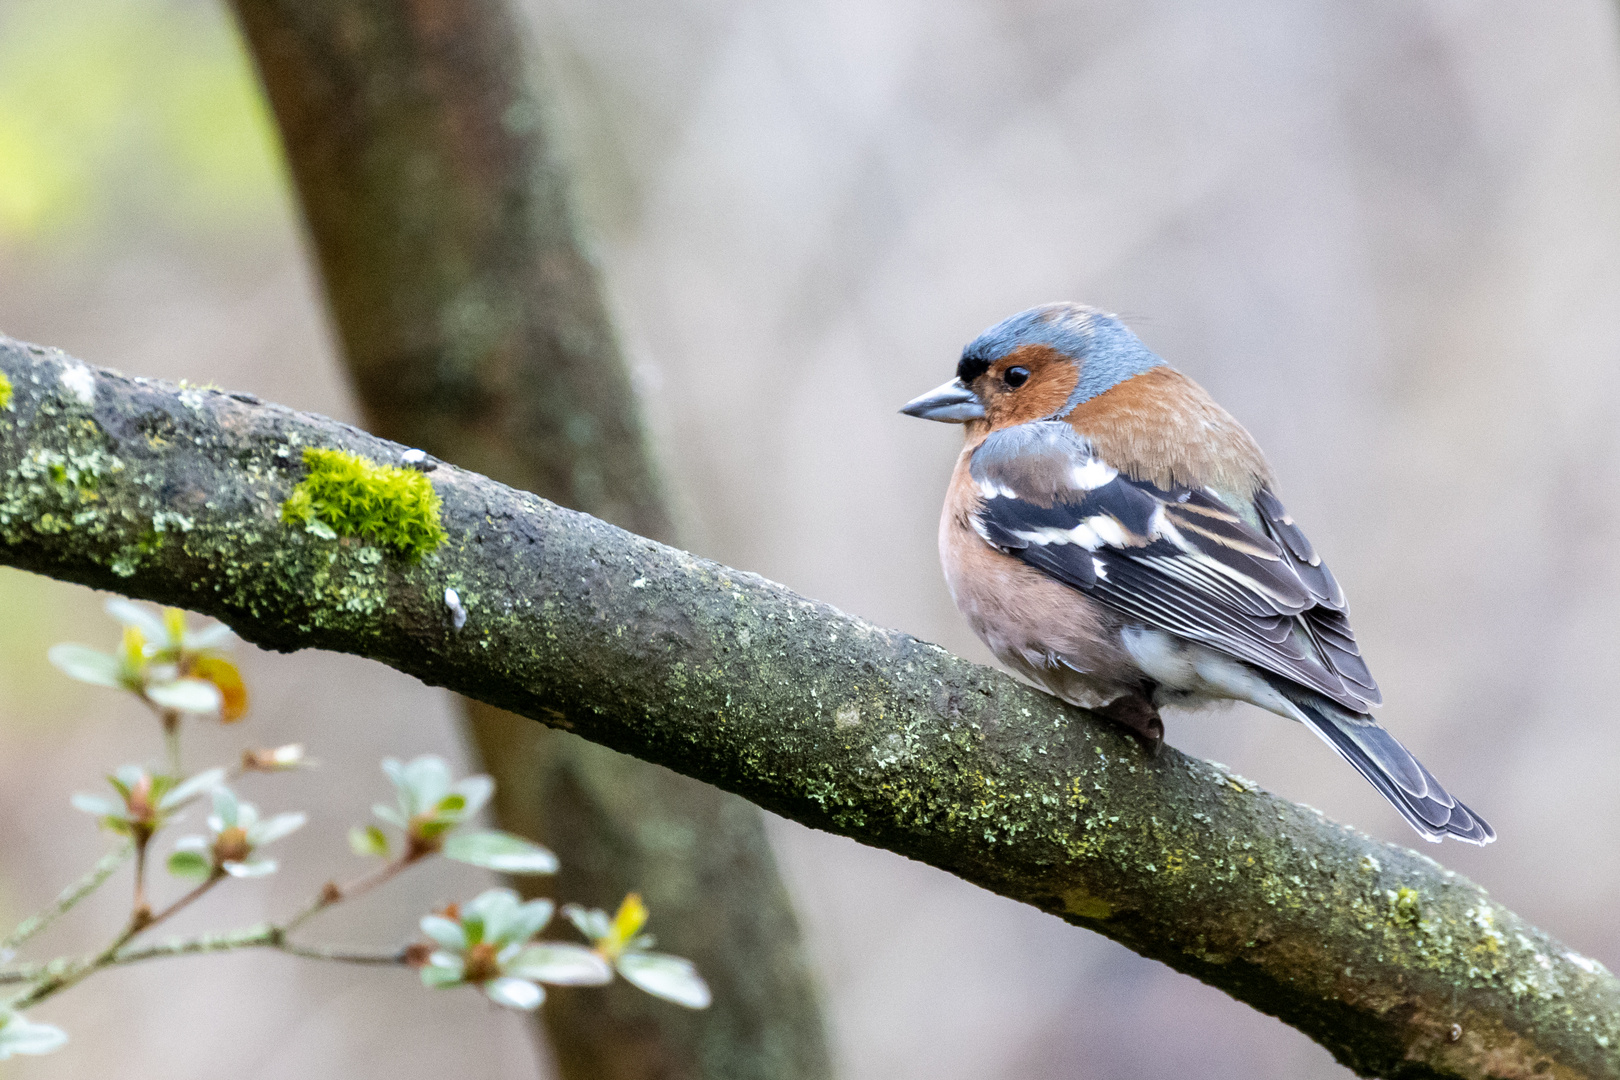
[983, 345, 1080, 427]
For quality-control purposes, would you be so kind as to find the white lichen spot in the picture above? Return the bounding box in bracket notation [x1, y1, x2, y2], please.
[1360, 854, 1381, 874]
[178, 386, 206, 411]
[445, 587, 468, 630]
[631, 577, 647, 589]
[834, 704, 861, 729]
[59, 363, 96, 405]
[151, 510, 194, 533]
[1565, 951, 1606, 975]
[401, 448, 427, 464]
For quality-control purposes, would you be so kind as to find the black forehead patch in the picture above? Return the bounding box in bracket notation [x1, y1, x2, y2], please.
[956, 348, 992, 385]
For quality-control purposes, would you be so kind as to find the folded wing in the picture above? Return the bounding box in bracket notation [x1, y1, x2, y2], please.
[969, 421, 1380, 712]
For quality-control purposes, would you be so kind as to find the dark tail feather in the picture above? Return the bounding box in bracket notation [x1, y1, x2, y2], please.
[1283, 690, 1495, 845]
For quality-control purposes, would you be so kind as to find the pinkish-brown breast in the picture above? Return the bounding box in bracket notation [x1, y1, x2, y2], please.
[938, 445, 1140, 707]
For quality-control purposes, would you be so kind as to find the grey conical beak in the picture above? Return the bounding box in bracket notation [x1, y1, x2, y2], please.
[899, 378, 985, 423]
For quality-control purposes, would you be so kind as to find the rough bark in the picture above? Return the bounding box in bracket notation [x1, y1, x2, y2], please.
[225, 3, 831, 1077]
[2, 341, 1617, 1079]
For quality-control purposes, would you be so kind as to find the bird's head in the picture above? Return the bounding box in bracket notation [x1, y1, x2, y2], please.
[900, 303, 1166, 430]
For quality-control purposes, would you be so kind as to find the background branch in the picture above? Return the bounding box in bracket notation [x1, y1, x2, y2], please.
[1, 341, 1616, 1079]
[225, 2, 831, 1078]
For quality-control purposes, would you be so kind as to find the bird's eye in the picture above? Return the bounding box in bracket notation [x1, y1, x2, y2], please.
[1004, 366, 1030, 389]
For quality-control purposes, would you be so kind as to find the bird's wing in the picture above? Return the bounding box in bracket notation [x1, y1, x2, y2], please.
[969, 421, 1377, 710]
[1251, 487, 1381, 705]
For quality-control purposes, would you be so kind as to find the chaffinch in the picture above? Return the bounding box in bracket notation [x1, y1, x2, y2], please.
[902, 302, 1493, 845]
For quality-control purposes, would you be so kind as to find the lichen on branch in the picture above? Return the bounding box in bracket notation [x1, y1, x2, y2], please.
[0, 336, 1616, 1080]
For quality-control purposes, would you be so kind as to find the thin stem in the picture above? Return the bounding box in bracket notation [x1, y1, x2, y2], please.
[282, 853, 417, 936]
[0, 928, 410, 984]
[146, 872, 223, 928]
[3, 845, 426, 1008]
[275, 941, 409, 966]
[161, 710, 182, 774]
[131, 838, 150, 921]
[7, 873, 223, 1011]
[0, 842, 134, 954]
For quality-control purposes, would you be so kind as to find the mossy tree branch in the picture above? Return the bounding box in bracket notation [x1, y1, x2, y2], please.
[1, 340, 1616, 1079]
[224, 3, 832, 1077]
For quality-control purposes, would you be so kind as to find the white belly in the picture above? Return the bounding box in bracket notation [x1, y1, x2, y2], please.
[1119, 626, 1305, 723]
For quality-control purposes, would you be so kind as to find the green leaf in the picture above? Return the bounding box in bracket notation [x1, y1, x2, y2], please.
[166, 850, 211, 881]
[443, 831, 559, 875]
[419, 959, 464, 988]
[46, 643, 123, 688]
[349, 824, 390, 857]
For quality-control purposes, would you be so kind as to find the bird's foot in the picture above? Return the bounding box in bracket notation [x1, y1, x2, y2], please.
[1095, 696, 1164, 757]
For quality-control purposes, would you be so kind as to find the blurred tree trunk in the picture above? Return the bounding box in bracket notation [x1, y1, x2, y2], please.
[226, 3, 831, 1078]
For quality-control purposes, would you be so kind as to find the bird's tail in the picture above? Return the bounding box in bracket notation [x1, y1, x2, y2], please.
[1277, 686, 1495, 845]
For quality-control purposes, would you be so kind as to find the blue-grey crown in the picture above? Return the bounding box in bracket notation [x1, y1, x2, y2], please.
[957, 303, 1165, 415]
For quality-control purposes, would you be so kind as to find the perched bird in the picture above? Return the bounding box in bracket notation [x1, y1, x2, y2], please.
[901, 303, 1493, 844]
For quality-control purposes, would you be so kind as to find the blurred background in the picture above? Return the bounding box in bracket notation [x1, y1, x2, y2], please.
[2, 0, 1620, 1076]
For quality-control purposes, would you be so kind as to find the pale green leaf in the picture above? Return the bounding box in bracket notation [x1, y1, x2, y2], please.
[483, 976, 543, 1010]
[145, 676, 221, 713]
[104, 599, 169, 642]
[442, 831, 559, 875]
[371, 802, 407, 829]
[419, 960, 464, 988]
[0, 1013, 67, 1059]
[448, 774, 494, 819]
[157, 767, 226, 810]
[507, 943, 612, 986]
[182, 622, 235, 651]
[248, 811, 306, 847]
[617, 952, 712, 1009]
[47, 644, 123, 688]
[71, 792, 121, 818]
[419, 915, 466, 952]
[223, 857, 276, 878]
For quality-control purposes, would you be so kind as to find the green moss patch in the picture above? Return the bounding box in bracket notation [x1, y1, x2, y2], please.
[281, 446, 445, 559]
[0, 371, 12, 410]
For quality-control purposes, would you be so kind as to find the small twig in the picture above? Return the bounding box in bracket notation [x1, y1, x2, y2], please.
[161, 709, 182, 775]
[282, 853, 418, 936]
[2, 838, 426, 1009]
[0, 842, 133, 955]
[131, 837, 151, 922]
[0, 926, 410, 984]
[7, 872, 224, 1011]
[274, 941, 409, 966]
[147, 873, 222, 928]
